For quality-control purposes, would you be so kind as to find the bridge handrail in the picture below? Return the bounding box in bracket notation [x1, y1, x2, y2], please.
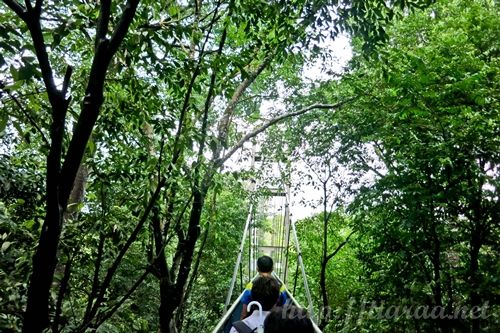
[211, 290, 245, 333]
[282, 288, 323, 333]
[273, 273, 322, 333]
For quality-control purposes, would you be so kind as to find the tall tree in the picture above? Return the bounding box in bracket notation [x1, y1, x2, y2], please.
[289, 0, 499, 331]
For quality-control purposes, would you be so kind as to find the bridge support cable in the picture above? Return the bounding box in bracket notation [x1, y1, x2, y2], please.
[277, 197, 285, 280]
[282, 200, 291, 285]
[239, 261, 243, 292]
[211, 291, 245, 333]
[273, 274, 323, 333]
[252, 212, 258, 277]
[284, 288, 323, 333]
[281, 210, 287, 281]
[248, 218, 252, 280]
[224, 204, 254, 312]
[280, 184, 292, 285]
[280, 188, 290, 282]
[291, 218, 315, 322]
[292, 259, 299, 295]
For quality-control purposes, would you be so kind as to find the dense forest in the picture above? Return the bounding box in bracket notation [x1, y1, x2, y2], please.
[0, 0, 498, 332]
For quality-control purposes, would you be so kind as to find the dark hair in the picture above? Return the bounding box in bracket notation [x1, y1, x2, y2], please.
[250, 276, 280, 311]
[264, 306, 314, 333]
[257, 255, 273, 273]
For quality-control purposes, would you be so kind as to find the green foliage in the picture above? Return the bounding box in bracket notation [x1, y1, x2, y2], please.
[181, 180, 250, 332]
[291, 212, 362, 308]
[261, 1, 500, 333]
[283, 0, 499, 332]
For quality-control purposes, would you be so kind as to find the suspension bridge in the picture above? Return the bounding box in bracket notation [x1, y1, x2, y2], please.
[211, 181, 322, 333]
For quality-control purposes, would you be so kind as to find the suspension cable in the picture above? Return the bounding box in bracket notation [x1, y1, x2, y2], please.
[278, 196, 286, 280]
[239, 261, 243, 292]
[253, 208, 257, 276]
[291, 218, 315, 321]
[224, 204, 254, 312]
[248, 215, 252, 280]
[283, 200, 291, 285]
[293, 259, 299, 295]
[275, 196, 282, 278]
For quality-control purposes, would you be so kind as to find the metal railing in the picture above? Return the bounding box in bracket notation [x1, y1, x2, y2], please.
[282, 287, 323, 333]
[211, 290, 245, 333]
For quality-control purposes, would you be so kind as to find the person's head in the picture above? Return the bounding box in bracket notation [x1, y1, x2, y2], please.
[264, 306, 314, 333]
[250, 276, 280, 312]
[257, 255, 273, 274]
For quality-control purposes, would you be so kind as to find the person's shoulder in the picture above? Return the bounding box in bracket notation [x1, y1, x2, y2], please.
[245, 281, 253, 290]
[241, 288, 252, 304]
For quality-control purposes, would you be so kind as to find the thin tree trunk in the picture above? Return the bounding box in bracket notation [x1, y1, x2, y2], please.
[161, 189, 206, 333]
[469, 227, 482, 333]
[468, 166, 484, 333]
[53, 252, 73, 333]
[319, 183, 329, 328]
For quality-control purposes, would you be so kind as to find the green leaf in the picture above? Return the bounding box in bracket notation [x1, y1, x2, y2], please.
[168, 5, 179, 16]
[87, 139, 96, 156]
[0, 112, 8, 133]
[9, 65, 18, 81]
[10, 64, 37, 82]
[1, 241, 12, 252]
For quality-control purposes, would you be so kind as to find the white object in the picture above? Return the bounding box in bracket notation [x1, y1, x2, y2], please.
[247, 301, 264, 333]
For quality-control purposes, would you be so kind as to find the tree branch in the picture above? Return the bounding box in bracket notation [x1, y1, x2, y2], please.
[93, 268, 151, 330]
[34, 0, 41, 13]
[1, 86, 50, 146]
[96, 0, 111, 49]
[178, 221, 210, 325]
[358, 151, 384, 178]
[79, 179, 164, 332]
[24, 0, 31, 11]
[169, 0, 223, 167]
[2, 0, 26, 18]
[106, 0, 140, 60]
[214, 54, 273, 155]
[164, 194, 193, 243]
[198, 22, 227, 159]
[53, 252, 74, 333]
[22, 6, 59, 103]
[216, 98, 356, 167]
[61, 65, 73, 97]
[83, 232, 105, 322]
[325, 230, 356, 262]
[59, 0, 141, 209]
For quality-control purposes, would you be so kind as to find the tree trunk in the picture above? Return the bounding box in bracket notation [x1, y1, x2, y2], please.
[159, 189, 206, 333]
[319, 257, 329, 328]
[23, 205, 63, 332]
[469, 228, 481, 333]
[319, 183, 329, 328]
[23, 97, 67, 333]
[468, 166, 484, 333]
